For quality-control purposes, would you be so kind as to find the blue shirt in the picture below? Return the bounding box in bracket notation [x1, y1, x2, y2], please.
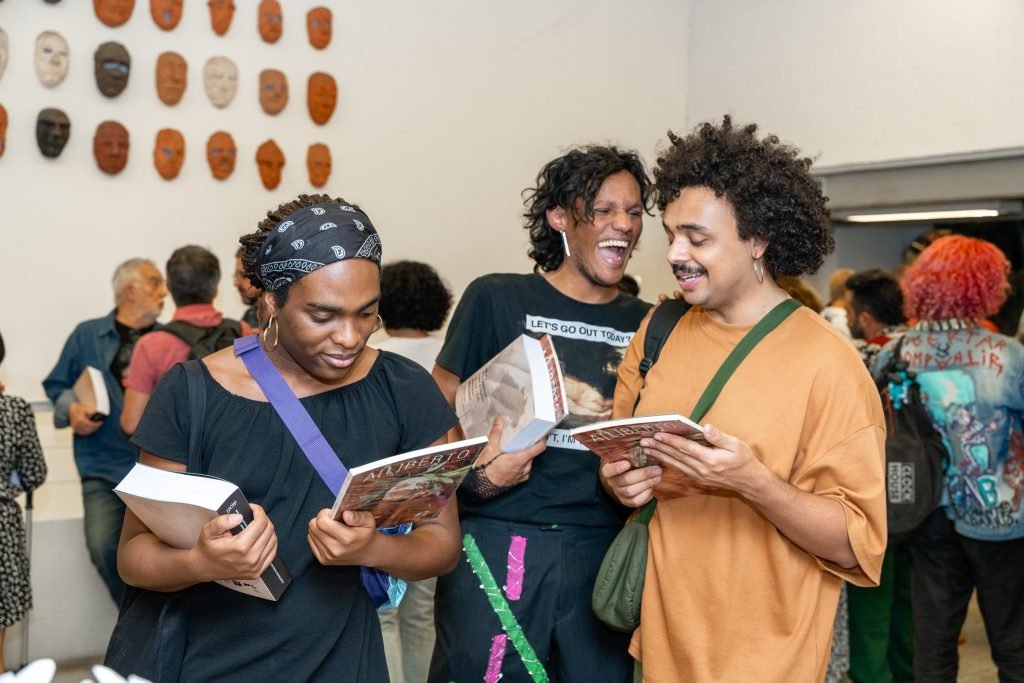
[874, 323, 1024, 541]
[42, 310, 138, 484]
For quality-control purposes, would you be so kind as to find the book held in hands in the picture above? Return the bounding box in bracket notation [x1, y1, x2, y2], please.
[72, 366, 110, 421]
[456, 333, 568, 452]
[570, 414, 708, 468]
[330, 436, 488, 528]
[114, 463, 292, 601]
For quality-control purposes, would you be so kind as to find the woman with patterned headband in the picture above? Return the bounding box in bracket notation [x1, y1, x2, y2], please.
[114, 194, 462, 681]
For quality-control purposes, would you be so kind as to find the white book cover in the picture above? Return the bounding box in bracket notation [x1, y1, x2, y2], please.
[72, 366, 110, 420]
[115, 463, 292, 601]
[455, 334, 568, 452]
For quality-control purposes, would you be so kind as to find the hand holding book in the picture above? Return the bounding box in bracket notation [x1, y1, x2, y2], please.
[190, 502, 280, 586]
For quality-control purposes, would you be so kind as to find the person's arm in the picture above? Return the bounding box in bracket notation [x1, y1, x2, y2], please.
[637, 423, 857, 568]
[42, 330, 84, 430]
[120, 388, 150, 436]
[306, 435, 462, 581]
[14, 399, 48, 492]
[118, 450, 280, 592]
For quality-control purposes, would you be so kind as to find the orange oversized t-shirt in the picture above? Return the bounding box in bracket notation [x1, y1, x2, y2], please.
[614, 305, 887, 682]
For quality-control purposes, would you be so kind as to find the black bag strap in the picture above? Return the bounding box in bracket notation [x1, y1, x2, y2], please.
[633, 297, 801, 519]
[632, 300, 690, 414]
[182, 360, 206, 474]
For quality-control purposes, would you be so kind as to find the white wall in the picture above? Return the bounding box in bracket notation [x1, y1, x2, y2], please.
[0, 0, 690, 401]
[686, 0, 1024, 167]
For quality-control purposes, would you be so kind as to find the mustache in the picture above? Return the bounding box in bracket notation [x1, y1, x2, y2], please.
[672, 264, 707, 278]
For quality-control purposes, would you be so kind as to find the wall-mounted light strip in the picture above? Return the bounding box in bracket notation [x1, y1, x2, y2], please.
[844, 209, 1001, 223]
[834, 200, 1022, 223]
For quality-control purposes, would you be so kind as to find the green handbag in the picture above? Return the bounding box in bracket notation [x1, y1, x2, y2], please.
[592, 298, 799, 632]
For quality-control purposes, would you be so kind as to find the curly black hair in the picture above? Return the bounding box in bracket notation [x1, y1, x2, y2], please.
[238, 193, 361, 308]
[653, 116, 834, 277]
[522, 145, 653, 272]
[846, 268, 906, 326]
[379, 261, 453, 332]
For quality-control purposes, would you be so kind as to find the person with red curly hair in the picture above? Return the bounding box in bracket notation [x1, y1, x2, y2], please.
[874, 234, 1024, 681]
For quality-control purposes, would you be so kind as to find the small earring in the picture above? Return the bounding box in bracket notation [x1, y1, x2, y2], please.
[373, 314, 383, 333]
[560, 230, 572, 258]
[262, 314, 279, 351]
[753, 259, 765, 285]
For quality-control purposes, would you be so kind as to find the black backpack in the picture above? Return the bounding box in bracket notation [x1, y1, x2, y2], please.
[632, 299, 690, 414]
[879, 336, 949, 542]
[161, 319, 244, 360]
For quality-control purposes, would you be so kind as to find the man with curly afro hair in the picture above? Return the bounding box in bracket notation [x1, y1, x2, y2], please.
[600, 116, 887, 682]
[429, 146, 653, 682]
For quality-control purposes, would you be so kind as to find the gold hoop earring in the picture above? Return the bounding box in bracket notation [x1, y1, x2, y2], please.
[753, 259, 766, 285]
[262, 314, 279, 351]
[373, 314, 383, 334]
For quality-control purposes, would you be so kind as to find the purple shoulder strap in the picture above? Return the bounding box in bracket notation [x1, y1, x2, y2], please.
[233, 335, 348, 495]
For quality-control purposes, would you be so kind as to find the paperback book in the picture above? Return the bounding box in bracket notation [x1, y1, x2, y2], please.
[330, 436, 488, 528]
[114, 463, 292, 601]
[456, 333, 568, 452]
[72, 366, 110, 421]
[570, 413, 707, 468]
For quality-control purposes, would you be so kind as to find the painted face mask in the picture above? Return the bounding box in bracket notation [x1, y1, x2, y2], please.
[0, 29, 9, 82]
[203, 56, 238, 108]
[34, 31, 70, 88]
[150, 0, 183, 30]
[256, 139, 285, 190]
[307, 143, 331, 188]
[258, 0, 283, 44]
[307, 7, 332, 50]
[93, 120, 130, 175]
[0, 104, 7, 159]
[153, 128, 185, 180]
[95, 42, 131, 97]
[155, 51, 187, 105]
[207, 0, 235, 36]
[206, 131, 236, 180]
[259, 69, 289, 115]
[93, 0, 136, 27]
[36, 108, 70, 159]
[307, 72, 337, 125]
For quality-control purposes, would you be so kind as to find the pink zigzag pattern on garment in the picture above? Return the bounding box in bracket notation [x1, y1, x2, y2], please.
[504, 535, 527, 601]
[485, 633, 509, 683]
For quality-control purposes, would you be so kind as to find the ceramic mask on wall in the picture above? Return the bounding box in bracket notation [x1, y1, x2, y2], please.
[207, 0, 235, 35]
[153, 128, 185, 180]
[94, 41, 131, 97]
[206, 131, 236, 180]
[258, 0, 282, 44]
[36, 108, 70, 159]
[307, 143, 331, 188]
[203, 56, 238, 108]
[307, 7, 332, 49]
[0, 104, 7, 159]
[307, 72, 337, 125]
[150, 0, 183, 30]
[155, 51, 187, 105]
[34, 31, 70, 87]
[255, 139, 284, 190]
[93, 0, 135, 27]
[259, 69, 288, 115]
[93, 120, 130, 175]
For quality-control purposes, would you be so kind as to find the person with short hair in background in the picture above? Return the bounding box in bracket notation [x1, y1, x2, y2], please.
[43, 258, 167, 603]
[234, 246, 261, 329]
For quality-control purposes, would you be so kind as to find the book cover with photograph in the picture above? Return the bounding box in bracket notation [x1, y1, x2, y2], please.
[330, 436, 488, 528]
[115, 463, 292, 601]
[570, 414, 707, 468]
[455, 333, 568, 452]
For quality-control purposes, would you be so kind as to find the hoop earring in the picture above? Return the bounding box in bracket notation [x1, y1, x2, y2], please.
[753, 259, 766, 285]
[560, 230, 572, 258]
[262, 314, 279, 351]
[373, 314, 383, 334]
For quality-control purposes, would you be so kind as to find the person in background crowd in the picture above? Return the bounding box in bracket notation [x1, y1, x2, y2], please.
[822, 267, 854, 338]
[42, 259, 167, 603]
[234, 246, 261, 329]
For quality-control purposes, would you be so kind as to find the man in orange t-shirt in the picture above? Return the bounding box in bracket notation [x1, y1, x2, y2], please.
[600, 117, 887, 682]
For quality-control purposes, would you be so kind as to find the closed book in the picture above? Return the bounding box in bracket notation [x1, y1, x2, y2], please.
[456, 333, 568, 452]
[114, 463, 292, 601]
[330, 436, 487, 527]
[72, 366, 110, 421]
[570, 414, 707, 468]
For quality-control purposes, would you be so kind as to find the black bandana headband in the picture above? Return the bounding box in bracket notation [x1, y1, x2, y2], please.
[255, 202, 382, 292]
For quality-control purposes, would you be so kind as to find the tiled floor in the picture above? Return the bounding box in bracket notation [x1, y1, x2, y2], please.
[43, 596, 1000, 682]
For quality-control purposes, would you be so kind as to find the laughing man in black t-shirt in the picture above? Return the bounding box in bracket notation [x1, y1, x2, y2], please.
[428, 146, 653, 683]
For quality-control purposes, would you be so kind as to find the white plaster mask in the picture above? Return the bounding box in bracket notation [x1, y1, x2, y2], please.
[0, 29, 9, 82]
[35, 31, 70, 87]
[202, 56, 238, 108]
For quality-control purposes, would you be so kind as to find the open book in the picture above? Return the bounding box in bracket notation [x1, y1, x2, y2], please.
[114, 463, 292, 601]
[456, 334, 568, 452]
[330, 436, 488, 527]
[72, 366, 110, 421]
[570, 414, 707, 468]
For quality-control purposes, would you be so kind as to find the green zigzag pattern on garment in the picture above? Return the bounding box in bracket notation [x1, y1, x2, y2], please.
[462, 533, 549, 682]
